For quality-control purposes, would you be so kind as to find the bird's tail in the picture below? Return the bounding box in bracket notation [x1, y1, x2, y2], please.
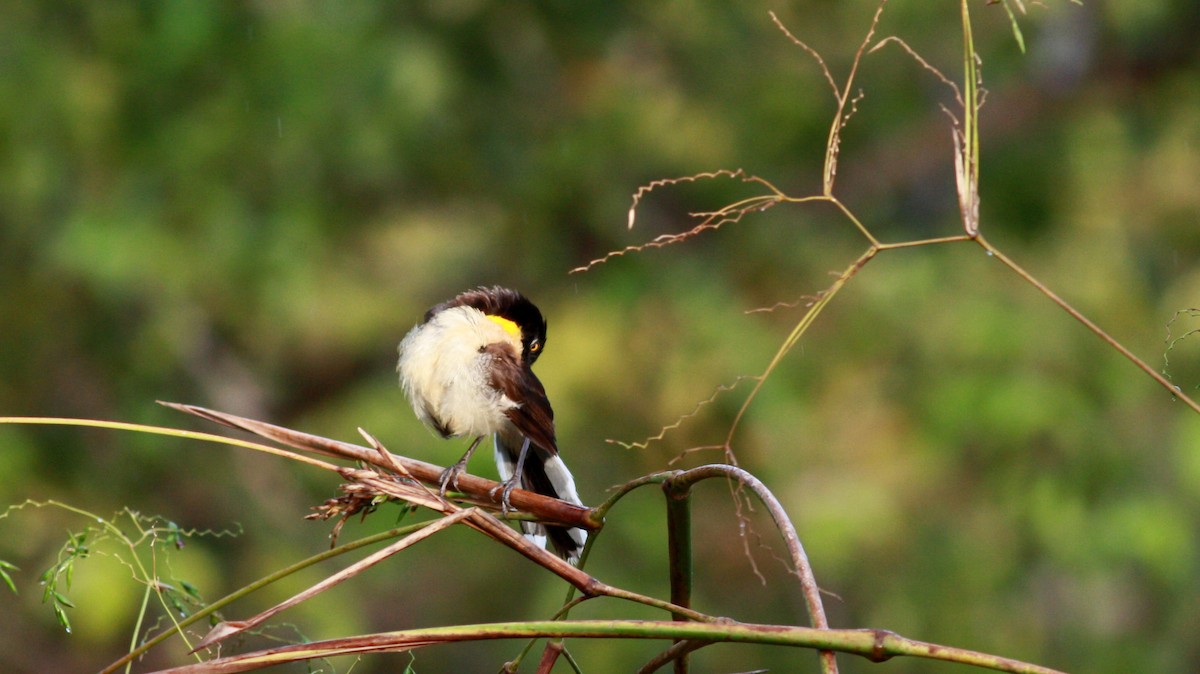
[494, 435, 587, 564]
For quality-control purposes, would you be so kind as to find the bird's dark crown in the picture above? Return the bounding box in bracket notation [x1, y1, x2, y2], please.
[425, 286, 548, 363]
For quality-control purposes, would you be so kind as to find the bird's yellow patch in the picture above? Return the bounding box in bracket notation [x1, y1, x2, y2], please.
[486, 315, 521, 339]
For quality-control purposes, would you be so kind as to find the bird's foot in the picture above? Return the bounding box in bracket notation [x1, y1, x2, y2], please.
[437, 461, 469, 498]
[488, 475, 522, 515]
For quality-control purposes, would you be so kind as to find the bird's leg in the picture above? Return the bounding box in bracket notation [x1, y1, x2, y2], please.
[439, 435, 484, 497]
[490, 436, 531, 515]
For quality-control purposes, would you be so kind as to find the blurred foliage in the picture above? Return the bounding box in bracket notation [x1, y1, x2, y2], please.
[1, 2, 1199, 673]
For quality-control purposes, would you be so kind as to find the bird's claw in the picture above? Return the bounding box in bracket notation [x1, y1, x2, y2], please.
[438, 462, 467, 498]
[488, 477, 521, 515]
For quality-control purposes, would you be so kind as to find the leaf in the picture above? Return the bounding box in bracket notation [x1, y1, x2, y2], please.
[181, 580, 202, 600]
[165, 590, 188, 617]
[165, 520, 186, 550]
[0, 560, 18, 594]
[53, 603, 71, 632]
[1000, 0, 1026, 53]
[192, 620, 252, 652]
[392, 502, 416, 524]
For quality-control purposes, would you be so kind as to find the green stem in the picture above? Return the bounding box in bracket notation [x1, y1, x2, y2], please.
[663, 478, 694, 673]
[977, 236, 1200, 414]
[151, 619, 1066, 674]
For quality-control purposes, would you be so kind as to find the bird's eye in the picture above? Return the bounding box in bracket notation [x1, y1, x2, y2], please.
[529, 341, 541, 353]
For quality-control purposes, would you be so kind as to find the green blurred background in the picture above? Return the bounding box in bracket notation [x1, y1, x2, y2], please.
[2, 2, 1199, 672]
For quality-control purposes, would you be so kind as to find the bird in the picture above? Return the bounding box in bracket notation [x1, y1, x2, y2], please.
[396, 286, 587, 563]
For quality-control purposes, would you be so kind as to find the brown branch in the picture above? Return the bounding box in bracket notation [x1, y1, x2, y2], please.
[162, 403, 740, 626]
[158, 401, 601, 531]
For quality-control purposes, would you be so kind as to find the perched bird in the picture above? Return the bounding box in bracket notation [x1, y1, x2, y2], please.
[396, 286, 587, 563]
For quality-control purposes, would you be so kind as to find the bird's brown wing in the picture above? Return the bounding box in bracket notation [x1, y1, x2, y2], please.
[485, 342, 585, 562]
[483, 343, 558, 455]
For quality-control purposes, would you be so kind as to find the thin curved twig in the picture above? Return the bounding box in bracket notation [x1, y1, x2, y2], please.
[665, 464, 835, 674]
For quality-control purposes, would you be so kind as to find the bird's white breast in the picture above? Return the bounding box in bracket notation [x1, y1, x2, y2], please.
[397, 306, 520, 438]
